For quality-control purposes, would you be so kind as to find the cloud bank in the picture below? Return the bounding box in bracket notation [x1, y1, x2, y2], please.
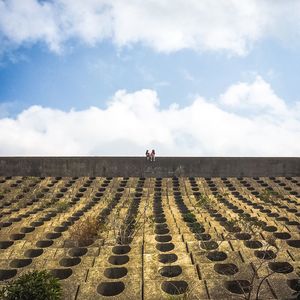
[1, 0, 300, 55]
[0, 76, 299, 156]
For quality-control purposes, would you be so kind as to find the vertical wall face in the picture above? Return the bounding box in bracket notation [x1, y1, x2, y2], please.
[0, 157, 299, 177]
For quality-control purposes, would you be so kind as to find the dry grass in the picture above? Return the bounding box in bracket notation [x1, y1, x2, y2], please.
[68, 215, 104, 246]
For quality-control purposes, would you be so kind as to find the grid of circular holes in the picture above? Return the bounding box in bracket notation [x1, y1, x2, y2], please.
[24, 248, 43, 258]
[59, 257, 81, 267]
[50, 268, 73, 280]
[159, 266, 182, 278]
[10, 259, 32, 268]
[161, 281, 188, 295]
[104, 267, 128, 279]
[108, 255, 129, 265]
[268, 262, 294, 274]
[225, 280, 251, 294]
[0, 269, 17, 281]
[214, 263, 239, 275]
[97, 281, 125, 296]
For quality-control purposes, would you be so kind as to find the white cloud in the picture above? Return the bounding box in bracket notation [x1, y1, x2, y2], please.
[0, 76, 299, 156]
[0, 0, 300, 55]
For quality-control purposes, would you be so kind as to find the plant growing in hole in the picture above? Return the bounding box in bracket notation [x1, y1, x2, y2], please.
[259, 190, 283, 206]
[0, 270, 62, 300]
[164, 278, 208, 300]
[108, 197, 151, 245]
[219, 237, 295, 300]
[182, 212, 197, 223]
[54, 200, 70, 213]
[68, 215, 106, 246]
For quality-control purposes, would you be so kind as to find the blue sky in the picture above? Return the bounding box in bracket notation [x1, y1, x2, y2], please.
[0, 0, 300, 156]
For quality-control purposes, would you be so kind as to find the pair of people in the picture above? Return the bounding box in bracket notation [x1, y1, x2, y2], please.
[146, 149, 156, 161]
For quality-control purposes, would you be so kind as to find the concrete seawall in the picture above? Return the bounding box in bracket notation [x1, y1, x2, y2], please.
[0, 157, 299, 177]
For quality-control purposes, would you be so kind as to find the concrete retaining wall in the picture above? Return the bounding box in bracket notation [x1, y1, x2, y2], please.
[0, 157, 299, 177]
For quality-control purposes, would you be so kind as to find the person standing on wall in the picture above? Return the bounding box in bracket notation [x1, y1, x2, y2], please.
[146, 150, 150, 160]
[150, 149, 156, 161]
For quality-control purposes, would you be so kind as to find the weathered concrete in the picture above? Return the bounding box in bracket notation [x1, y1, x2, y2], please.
[0, 157, 299, 177]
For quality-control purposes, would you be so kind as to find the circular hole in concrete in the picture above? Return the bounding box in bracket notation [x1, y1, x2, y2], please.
[286, 220, 300, 226]
[36, 240, 53, 248]
[268, 212, 279, 217]
[235, 233, 251, 240]
[54, 226, 68, 233]
[104, 267, 128, 279]
[155, 217, 166, 224]
[108, 255, 129, 265]
[59, 257, 81, 267]
[225, 280, 251, 294]
[73, 211, 84, 217]
[97, 281, 125, 296]
[10, 259, 32, 268]
[155, 235, 172, 243]
[273, 232, 291, 240]
[46, 232, 61, 239]
[244, 240, 263, 249]
[24, 248, 43, 258]
[200, 241, 218, 250]
[50, 268, 72, 280]
[10, 233, 25, 240]
[156, 243, 175, 252]
[161, 280, 188, 295]
[30, 221, 44, 228]
[159, 266, 182, 278]
[214, 263, 239, 275]
[112, 245, 131, 255]
[287, 240, 300, 248]
[0, 222, 12, 228]
[0, 241, 14, 249]
[254, 250, 276, 260]
[155, 228, 170, 235]
[9, 217, 22, 222]
[0, 269, 17, 281]
[207, 251, 227, 261]
[195, 233, 211, 241]
[159, 254, 178, 264]
[20, 227, 35, 234]
[68, 247, 88, 257]
[263, 225, 277, 232]
[268, 262, 293, 273]
[287, 279, 300, 292]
